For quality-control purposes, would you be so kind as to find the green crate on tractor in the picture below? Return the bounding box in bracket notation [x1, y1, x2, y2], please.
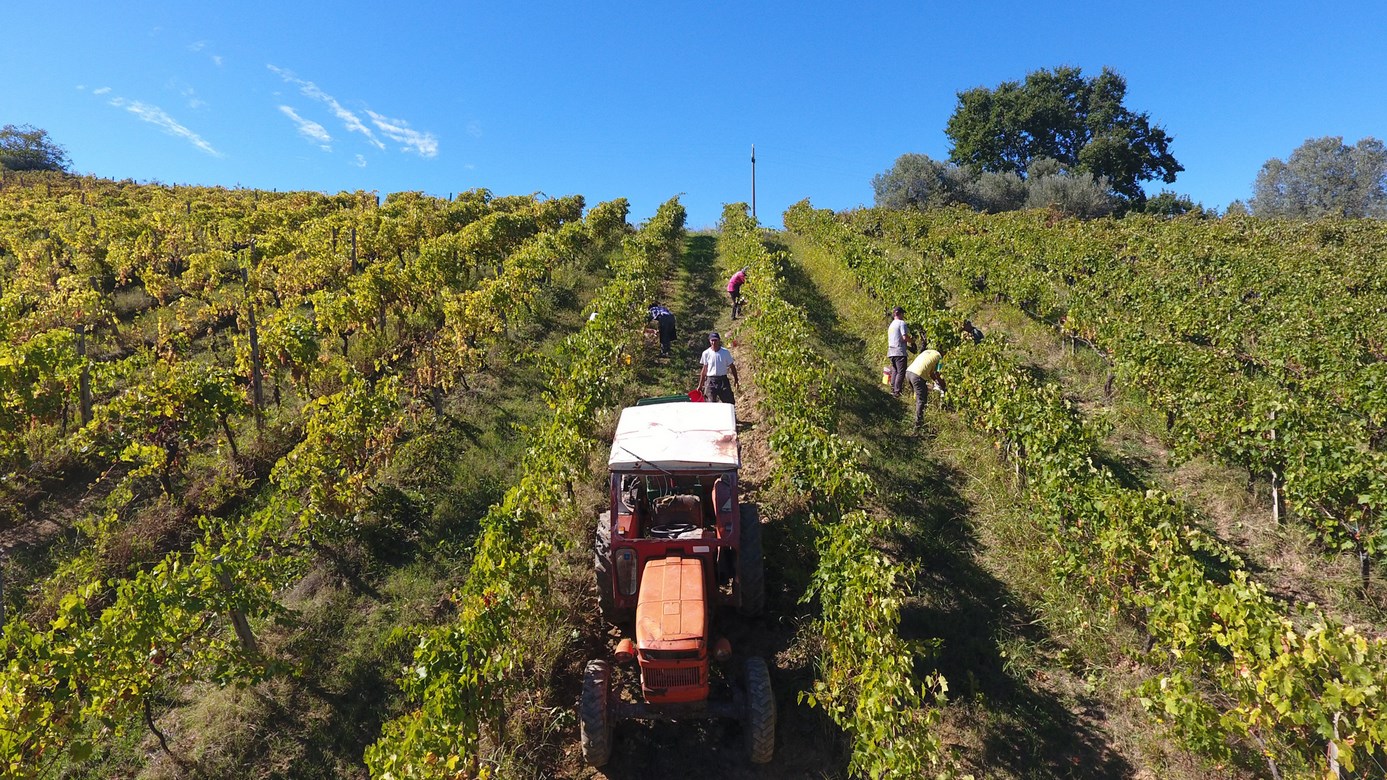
[633, 392, 698, 406]
[582, 401, 774, 766]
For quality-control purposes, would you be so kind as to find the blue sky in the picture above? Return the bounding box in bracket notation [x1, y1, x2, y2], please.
[4, 1, 1385, 228]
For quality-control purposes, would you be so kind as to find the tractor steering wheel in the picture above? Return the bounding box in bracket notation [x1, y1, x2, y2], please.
[649, 523, 699, 539]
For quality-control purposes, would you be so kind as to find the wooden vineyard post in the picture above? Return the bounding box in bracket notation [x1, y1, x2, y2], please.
[1269, 410, 1283, 524]
[247, 301, 264, 428]
[243, 242, 265, 429]
[1328, 712, 1341, 779]
[212, 556, 259, 655]
[77, 323, 93, 425]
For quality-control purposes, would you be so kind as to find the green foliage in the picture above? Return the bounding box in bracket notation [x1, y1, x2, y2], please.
[965, 169, 1026, 213]
[0, 177, 644, 776]
[0, 512, 293, 776]
[1021, 164, 1117, 217]
[872, 154, 969, 210]
[76, 357, 248, 495]
[945, 66, 1182, 206]
[871, 153, 1116, 217]
[0, 124, 71, 172]
[364, 197, 682, 779]
[1251, 136, 1387, 219]
[271, 374, 404, 534]
[805, 510, 949, 780]
[1140, 190, 1211, 218]
[797, 201, 1387, 777]
[724, 203, 952, 778]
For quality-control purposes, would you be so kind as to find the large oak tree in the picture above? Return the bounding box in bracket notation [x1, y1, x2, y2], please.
[945, 66, 1181, 206]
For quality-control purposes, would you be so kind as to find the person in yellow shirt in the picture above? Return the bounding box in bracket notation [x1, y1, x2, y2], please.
[904, 346, 945, 430]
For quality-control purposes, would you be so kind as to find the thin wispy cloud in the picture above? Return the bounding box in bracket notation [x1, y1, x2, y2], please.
[466, 120, 483, 139]
[108, 97, 221, 157]
[266, 64, 439, 159]
[279, 106, 332, 151]
[169, 80, 206, 110]
[352, 154, 367, 168]
[267, 65, 384, 149]
[189, 40, 223, 66]
[93, 87, 112, 96]
[365, 110, 438, 158]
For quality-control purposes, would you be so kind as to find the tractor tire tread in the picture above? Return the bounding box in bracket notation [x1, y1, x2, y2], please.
[736, 504, 766, 616]
[580, 660, 613, 766]
[744, 657, 776, 764]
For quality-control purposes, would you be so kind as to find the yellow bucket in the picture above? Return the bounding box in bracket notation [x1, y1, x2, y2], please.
[882, 366, 892, 385]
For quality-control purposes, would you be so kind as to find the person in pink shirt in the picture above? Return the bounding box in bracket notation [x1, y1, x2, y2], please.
[727, 267, 747, 319]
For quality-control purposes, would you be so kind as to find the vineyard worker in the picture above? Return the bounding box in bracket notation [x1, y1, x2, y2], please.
[727, 267, 748, 318]
[886, 306, 914, 397]
[961, 319, 984, 344]
[698, 332, 739, 404]
[905, 346, 946, 430]
[648, 302, 677, 357]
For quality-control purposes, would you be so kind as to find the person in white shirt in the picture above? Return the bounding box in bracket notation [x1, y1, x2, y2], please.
[886, 306, 914, 397]
[698, 332, 739, 404]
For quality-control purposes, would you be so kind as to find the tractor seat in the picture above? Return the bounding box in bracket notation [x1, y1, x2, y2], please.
[652, 494, 702, 528]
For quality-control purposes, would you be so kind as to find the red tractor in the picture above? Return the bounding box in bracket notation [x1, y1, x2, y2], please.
[581, 400, 775, 766]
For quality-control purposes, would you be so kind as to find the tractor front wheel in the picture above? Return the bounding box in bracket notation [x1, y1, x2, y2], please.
[736, 504, 765, 616]
[744, 657, 776, 764]
[580, 660, 613, 766]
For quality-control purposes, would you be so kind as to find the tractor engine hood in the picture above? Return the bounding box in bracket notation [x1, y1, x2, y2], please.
[635, 557, 708, 655]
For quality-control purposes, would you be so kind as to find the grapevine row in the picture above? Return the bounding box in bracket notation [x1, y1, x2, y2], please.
[719, 204, 951, 779]
[0, 185, 622, 774]
[852, 207, 1386, 586]
[363, 197, 685, 779]
[788, 201, 1387, 778]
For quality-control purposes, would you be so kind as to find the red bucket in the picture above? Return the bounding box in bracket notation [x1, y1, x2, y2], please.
[688, 389, 705, 402]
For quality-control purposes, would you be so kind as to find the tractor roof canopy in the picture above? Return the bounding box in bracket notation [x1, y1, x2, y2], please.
[608, 402, 739, 472]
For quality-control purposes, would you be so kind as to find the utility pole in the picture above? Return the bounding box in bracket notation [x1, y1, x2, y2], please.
[751, 145, 757, 221]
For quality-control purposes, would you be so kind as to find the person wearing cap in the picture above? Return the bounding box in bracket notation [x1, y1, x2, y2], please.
[698, 332, 739, 404]
[648, 302, 677, 357]
[886, 306, 914, 397]
[727, 267, 748, 319]
[905, 346, 945, 430]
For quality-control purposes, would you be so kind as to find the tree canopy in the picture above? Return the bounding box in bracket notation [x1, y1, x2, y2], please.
[1140, 190, 1211, 218]
[0, 124, 72, 172]
[871, 154, 966, 210]
[872, 153, 1117, 218]
[944, 66, 1182, 207]
[1250, 136, 1387, 219]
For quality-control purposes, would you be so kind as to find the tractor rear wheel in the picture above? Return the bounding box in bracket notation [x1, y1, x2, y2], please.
[595, 513, 633, 624]
[736, 504, 765, 616]
[580, 660, 613, 766]
[744, 657, 776, 763]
